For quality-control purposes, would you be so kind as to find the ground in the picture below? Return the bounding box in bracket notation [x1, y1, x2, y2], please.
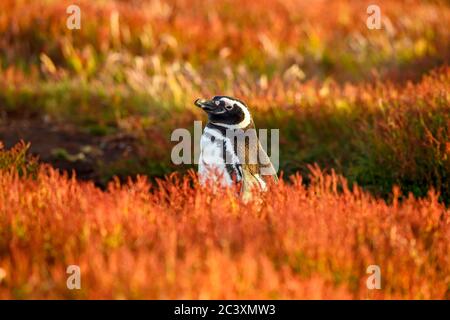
[0, 116, 139, 185]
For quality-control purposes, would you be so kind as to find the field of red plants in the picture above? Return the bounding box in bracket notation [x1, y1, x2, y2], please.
[0, 143, 449, 299]
[0, 0, 449, 299]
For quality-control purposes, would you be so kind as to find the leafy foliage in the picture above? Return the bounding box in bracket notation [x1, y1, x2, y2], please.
[0, 0, 449, 299]
[0, 141, 38, 177]
[0, 156, 448, 299]
[0, 0, 448, 201]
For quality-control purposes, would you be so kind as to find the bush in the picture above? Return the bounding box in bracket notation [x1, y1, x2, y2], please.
[0, 163, 448, 299]
[0, 141, 38, 177]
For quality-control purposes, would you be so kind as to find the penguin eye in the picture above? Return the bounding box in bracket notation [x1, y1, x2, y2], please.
[225, 103, 234, 111]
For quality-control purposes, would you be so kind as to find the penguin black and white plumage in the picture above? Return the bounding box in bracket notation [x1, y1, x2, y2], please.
[195, 96, 278, 198]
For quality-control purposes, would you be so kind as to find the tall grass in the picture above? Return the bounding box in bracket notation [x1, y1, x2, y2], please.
[0, 143, 448, 299]
[1, 0, 448, 200]
[2, 66, 448, 201]
[0, 1, 449, 299]
[1, 0, 448, 80]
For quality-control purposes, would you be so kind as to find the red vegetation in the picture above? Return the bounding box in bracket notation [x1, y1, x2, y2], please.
[0, 147, 448, 299]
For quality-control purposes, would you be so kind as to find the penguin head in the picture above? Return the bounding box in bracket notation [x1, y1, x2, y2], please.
[194, 96, 253, 129]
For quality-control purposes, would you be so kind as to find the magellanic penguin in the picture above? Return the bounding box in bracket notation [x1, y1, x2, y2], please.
[195, 96, 278, 199]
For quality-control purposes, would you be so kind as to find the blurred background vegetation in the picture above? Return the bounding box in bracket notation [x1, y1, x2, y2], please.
[0, 0, 449, 202]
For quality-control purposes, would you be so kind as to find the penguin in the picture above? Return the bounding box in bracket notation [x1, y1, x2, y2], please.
[194, 96, 278, 198]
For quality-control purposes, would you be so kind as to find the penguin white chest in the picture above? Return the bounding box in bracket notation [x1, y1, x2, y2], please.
[198, 128, 234, 186]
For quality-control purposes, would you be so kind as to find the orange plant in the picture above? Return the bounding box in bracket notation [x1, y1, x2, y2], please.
[0, 144, 448, 299]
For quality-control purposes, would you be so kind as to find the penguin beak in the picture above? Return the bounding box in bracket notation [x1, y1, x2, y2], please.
[194, 98, 217, 112]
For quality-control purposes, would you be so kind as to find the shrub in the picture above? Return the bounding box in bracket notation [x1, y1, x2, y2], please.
[0, 141, 38, 177]
[0, 158, 448, 299]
